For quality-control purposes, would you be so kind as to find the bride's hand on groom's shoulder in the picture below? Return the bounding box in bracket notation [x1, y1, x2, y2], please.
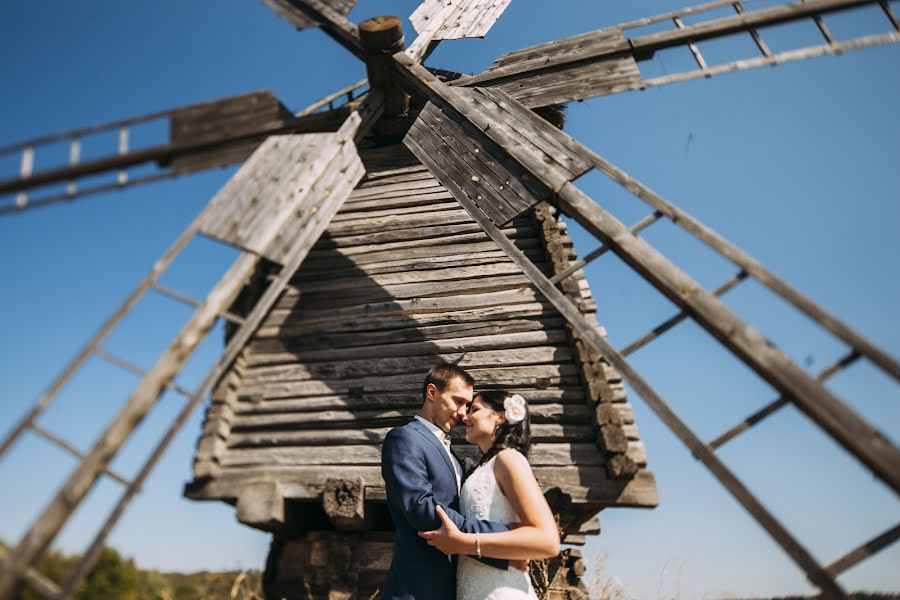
[419, 505, 465, 556]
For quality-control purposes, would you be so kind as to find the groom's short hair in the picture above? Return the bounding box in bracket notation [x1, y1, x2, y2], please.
[422, 362, 474, 403]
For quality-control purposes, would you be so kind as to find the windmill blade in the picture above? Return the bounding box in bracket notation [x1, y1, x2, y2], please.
[395, 54, 899, 597]
[450, 0, 900, 108]
[0, 84, 368, 217]
[406, 0, 513, 62]
[0, 91, 382, 598]
[261, 0, 366, 59]
[262, 0, 357, 31]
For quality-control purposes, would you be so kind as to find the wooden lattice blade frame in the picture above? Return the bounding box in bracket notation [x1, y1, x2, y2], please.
[453, 0, 900, 108]
[0, 83, 369, 216]
[0, 100, 382, 599]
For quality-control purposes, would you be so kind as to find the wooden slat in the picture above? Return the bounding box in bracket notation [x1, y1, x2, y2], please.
[198, 125, 363, 263]
[229, 398, 588, 429]
[254, 316, 562, 355]
[239, 363, 579, 401]
[258, 302, 556, 345]
[219, 442, 606, 467]
[226, 423, 595, 448]
[184, 465, 659, 507]
[407, 101, 547, 226]
[465, 28, 642, 107]
[233, 388, 587, 415]
[245, 344, 573, 376]
[409, 0, 511, 40]
[262, 0, 365, 59]
[397, 55, 594, 194]
[262, 0, 357, 31]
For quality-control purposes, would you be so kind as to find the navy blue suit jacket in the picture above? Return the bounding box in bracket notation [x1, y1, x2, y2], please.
[381, 418, 509, 600]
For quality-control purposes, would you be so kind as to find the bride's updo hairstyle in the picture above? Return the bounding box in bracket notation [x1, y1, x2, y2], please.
[476, 390, 531, 466]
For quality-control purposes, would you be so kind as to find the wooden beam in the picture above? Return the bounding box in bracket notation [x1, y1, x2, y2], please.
[268, 0, 366, 60]
[323, 478, 367, 531]
[555, 182, 900, 495]
[236, 481, 286, 531]
[453, 0, 885, 91]
[359, 16, 409, 117]
[630, 0, 876, 56]
[0, 107, 351, 197]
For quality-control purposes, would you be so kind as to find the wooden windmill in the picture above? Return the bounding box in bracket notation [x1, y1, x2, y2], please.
[1, 1, 898, 598]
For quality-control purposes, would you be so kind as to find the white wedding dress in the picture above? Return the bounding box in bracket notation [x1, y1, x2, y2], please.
[457, 451, 538, 600]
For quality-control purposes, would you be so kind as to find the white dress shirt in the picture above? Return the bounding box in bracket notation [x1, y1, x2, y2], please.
[414, 415, 462, 492]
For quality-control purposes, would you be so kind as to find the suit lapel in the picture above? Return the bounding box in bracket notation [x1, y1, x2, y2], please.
[408, 418, 457, 485]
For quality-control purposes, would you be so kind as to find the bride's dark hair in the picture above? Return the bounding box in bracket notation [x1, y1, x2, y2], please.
[475, 389, 531, 466]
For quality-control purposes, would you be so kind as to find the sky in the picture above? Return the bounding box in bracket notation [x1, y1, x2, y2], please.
[0, 1, 898, 598]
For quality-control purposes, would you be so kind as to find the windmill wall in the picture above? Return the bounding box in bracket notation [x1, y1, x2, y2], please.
[185, 143, 657, 599]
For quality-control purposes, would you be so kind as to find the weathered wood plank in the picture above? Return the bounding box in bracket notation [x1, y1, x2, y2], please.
[219, 442, 604, 467]
[245, 344, 573, 376]
[244, 329, 569, 368]
[251, 319, 565, 360]
[331, 199, 459, 223]
[268, 288, 547, 326]
[290, 250, 529, 280]
[262, 0, 356, 30]
[300, 237, 545, 271]
[226, 423, 595, 448]
[229, 401, 589, 429]
[262, 296, 554, 331]
[316, 220, 529, 248]
[276, 273, 537, 310]
[262, 0, 364, 59]
[500, 56, 642, 108]
[233, 388, 587, 414]
[240, 369, 580, 403]
[406, 100, 548, 226]
[197, 126, 362, 264]
[456, 28, 640, 107]
[285, 261, 531, 296]
[407, 0, 512, 61]
[327, 206, 475, 235]
[184, 465, 658, 507]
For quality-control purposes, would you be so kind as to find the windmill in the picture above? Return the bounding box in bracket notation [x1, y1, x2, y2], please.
[0, 0, 898, 598]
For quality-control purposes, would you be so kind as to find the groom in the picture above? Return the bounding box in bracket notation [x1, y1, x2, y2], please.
[380, 362, 511, 600]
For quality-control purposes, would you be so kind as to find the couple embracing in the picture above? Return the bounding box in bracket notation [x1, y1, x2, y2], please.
[381, 363, 560, 600]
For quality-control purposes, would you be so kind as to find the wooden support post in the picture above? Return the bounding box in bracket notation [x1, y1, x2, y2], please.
[237, 481, 285, 531]
[360, 16, 410, 136]
[323, 477, 368, 531]
[360, 16, 407, 113]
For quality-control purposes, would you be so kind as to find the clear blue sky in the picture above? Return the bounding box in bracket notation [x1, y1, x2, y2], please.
[0, 1, 898, 598]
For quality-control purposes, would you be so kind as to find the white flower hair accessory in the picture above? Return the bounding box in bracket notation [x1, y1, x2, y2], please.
[503, 394, 527, 424]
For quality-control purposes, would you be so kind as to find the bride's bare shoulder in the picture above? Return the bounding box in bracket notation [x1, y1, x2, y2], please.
[494, 448, 531, 471]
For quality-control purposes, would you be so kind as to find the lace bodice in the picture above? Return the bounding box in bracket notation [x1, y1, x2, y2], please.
[457, 451, 537, 600]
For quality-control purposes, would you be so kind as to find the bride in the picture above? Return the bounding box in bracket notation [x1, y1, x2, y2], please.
[419, 390, 560, 600]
